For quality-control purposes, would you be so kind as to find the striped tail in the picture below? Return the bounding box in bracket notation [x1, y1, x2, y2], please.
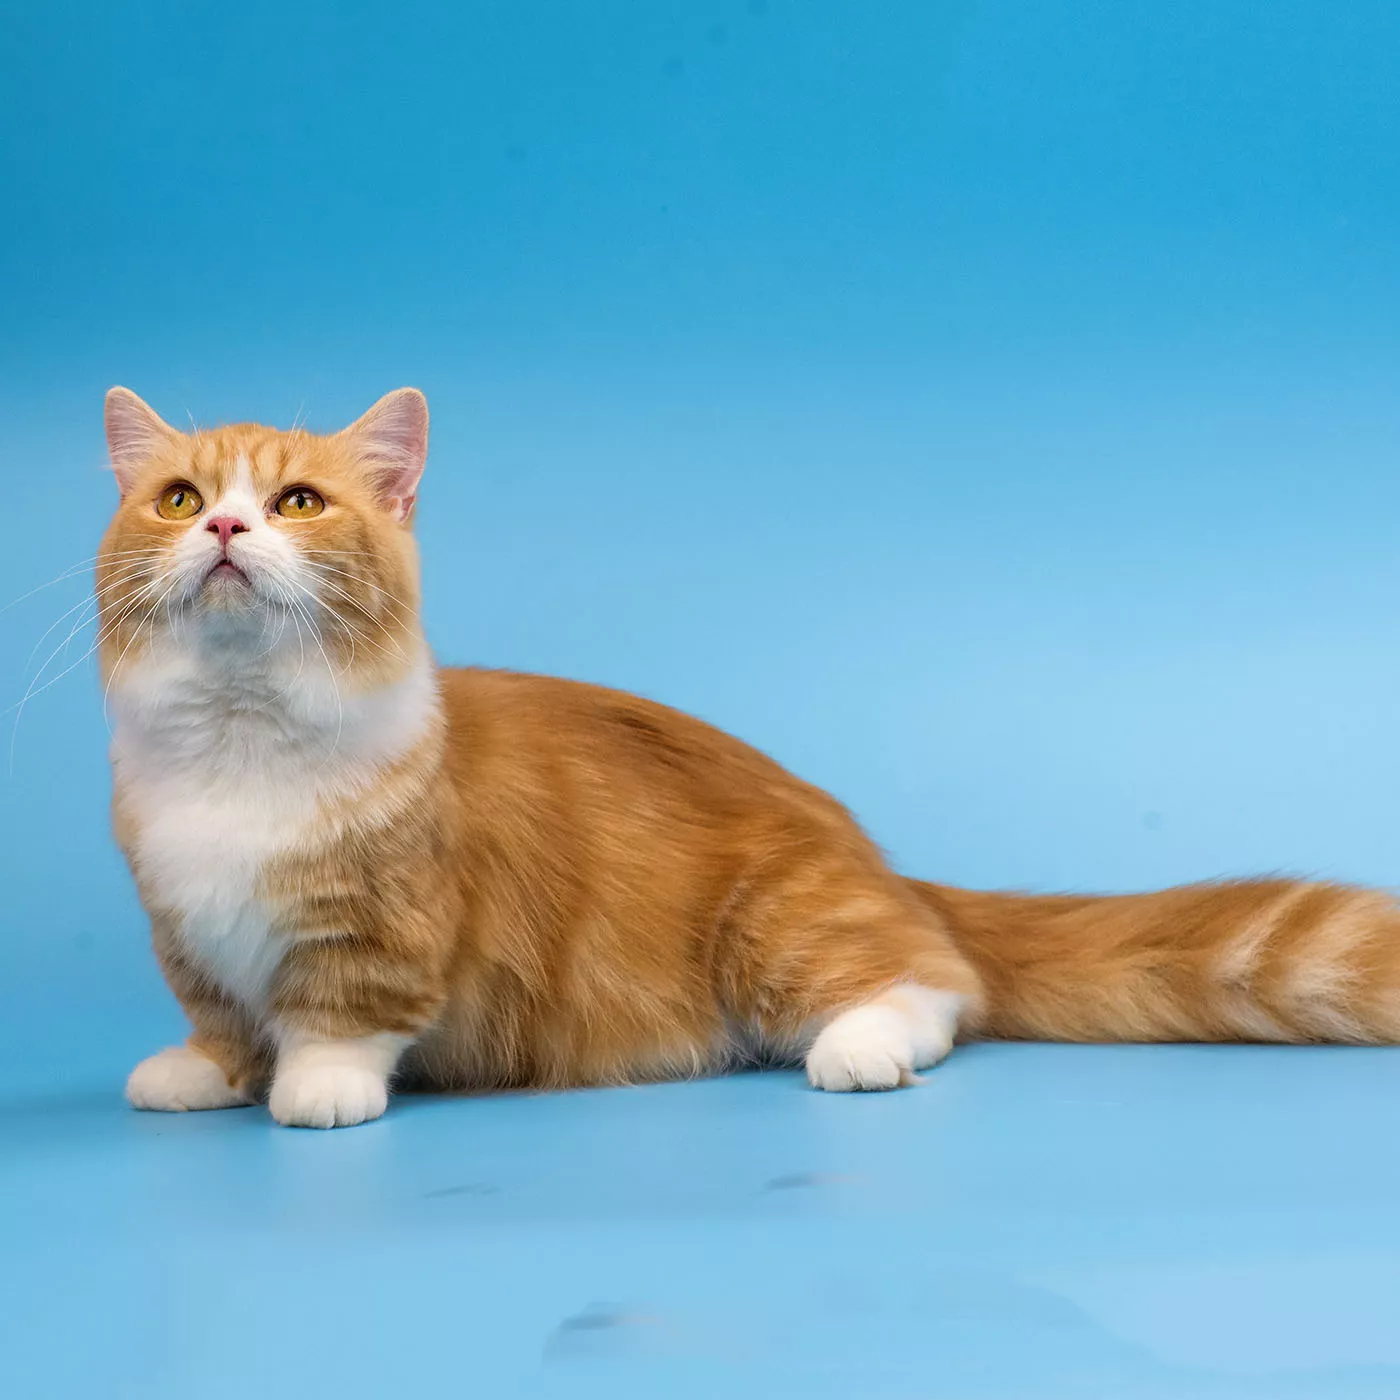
[906, 877, 1400, 1044]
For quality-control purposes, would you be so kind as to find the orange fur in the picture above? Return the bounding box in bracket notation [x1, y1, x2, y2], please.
[914, 878, 1400, 1044]
[97, 388, 1400, 1127]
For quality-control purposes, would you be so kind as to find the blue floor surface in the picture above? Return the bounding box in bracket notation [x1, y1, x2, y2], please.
[5, 1040, 1400, 1399]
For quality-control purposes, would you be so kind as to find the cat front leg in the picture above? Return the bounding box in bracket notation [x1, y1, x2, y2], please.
[267, 1031, 411, 1128]
[127, 1041, 256, 1112]
[127, 936, 269, 1112]
[266, 931, 447, 1129]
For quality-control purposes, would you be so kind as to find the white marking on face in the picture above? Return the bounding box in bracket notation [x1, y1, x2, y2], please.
[211, 454, 262, 529]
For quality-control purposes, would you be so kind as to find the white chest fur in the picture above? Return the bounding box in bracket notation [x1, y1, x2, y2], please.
[125, 777, 320, 1009]
[110, 634, 440, 1013]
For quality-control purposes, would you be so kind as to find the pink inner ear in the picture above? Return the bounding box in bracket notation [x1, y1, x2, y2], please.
[105, 388, 176, 495]
[342, 388, 429, 518]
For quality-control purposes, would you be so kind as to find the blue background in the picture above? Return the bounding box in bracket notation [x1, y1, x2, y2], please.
[4, 4, 1400, 1397]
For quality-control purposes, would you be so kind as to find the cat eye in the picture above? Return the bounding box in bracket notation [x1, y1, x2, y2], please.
[275, 487, 325, 520]
[156, 483, 203, 520]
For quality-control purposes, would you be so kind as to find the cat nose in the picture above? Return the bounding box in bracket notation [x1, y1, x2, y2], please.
[205, 515, 249, 550]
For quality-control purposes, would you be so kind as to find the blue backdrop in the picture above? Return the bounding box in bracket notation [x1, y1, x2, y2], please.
[4, 0, 1400, 1086]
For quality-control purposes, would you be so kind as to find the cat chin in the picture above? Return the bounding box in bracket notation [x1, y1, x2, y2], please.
[198, 570, 256, 607]
[190, 572, 276, 625]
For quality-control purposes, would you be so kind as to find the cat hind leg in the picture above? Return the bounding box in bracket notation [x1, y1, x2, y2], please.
[804, 984, 966, 1091]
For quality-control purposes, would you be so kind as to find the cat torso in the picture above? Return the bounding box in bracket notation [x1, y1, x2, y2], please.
[114, 649, 947, 1088]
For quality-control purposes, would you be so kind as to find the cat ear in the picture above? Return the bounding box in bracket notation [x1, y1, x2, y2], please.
[339, 388, 429, 522]
[105, 387, 179, 495]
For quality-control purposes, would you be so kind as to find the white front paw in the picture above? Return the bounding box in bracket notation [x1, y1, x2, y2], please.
[127, 1045, 248, 1112]
[806, 1005, 915, 1092]
[269, 1063, 388, 1129]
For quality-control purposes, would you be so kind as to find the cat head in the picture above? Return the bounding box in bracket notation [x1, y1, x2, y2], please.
[97, 389, 428, 691]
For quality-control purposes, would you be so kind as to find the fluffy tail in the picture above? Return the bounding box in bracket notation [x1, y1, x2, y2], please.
[907, 877, 1400, 1044]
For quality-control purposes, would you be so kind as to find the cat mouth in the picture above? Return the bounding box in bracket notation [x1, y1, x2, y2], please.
[205, 559, 251, 586]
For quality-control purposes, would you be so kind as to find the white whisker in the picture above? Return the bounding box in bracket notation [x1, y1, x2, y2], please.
[1, 549, 167, 617]
[94, 567, 191, 736]
[22, 559, 164, 675]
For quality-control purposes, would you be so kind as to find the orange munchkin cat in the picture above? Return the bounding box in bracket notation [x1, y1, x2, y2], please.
[100, 387, 1400, 1129]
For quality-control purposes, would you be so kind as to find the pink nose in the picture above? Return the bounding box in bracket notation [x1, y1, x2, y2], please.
[205, 515, 248, 550]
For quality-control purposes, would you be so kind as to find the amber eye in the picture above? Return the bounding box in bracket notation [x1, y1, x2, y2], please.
[275, 486, 325, 519]
[156, 483, 203, 520]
